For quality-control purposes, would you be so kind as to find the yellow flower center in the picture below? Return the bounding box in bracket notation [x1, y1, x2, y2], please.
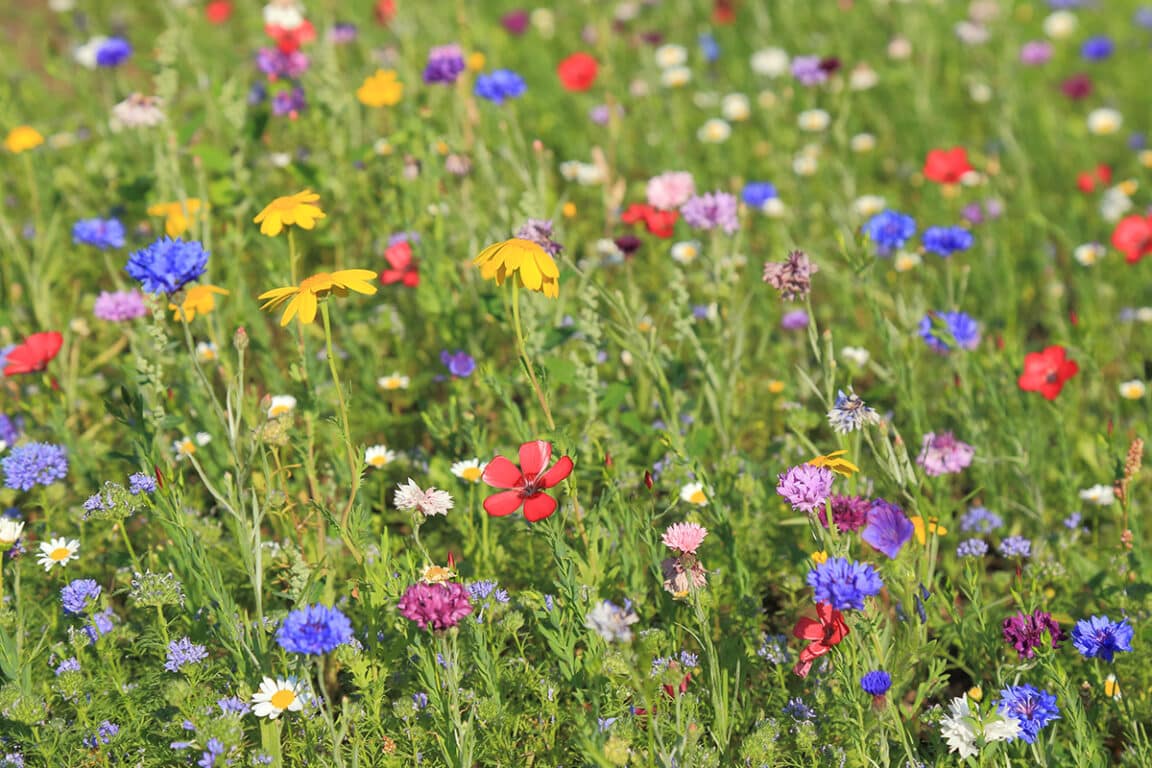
[180, 441, 196, 454]
[688, 489, 707, 505]
[269, 689, 296, 709]
[382, 378, 402, 390]
[461, 467, 482, 482]
[50, 547, 71, 561]
[368, 455, 389, 467]
[269, 405, 291, 417]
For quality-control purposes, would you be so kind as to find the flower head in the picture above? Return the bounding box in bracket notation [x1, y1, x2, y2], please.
[776, 464, 833, 513]
[474, 69, 526, 104]
[394, 479, 454, 517]
[808, 450, 860, 477]
[514, 219, 564, 257]
[364, 445, 397, 468]
[862, 209, 917, 251]
[357, 69, 403, 107]
[3, 331, 63, 376]
[165, 636, 209, 672]
[827, 390, 879, 433]
[73, 218, 125, 250]
[585, 600, 639, 643]
[995, 685, 1059, 743]
[762, 249, 818, 300]
[1111, 214, 1152, 264]
[1017, 345, 1079, 400]
[806, 557, 883, 611]
[258, 269, 378, 326]
[917, 432, 974, 476]
[557, 52, 598, 91]
[861, 499, 914, 559]
[440, 349, 475, 377]
[95, 37, 132, 67]
[94, 290, 147, 322]
[999, 535, 1032, 558]
[792, 602, 849, 677]
[37, 537, 79, 571]
[450, 459, 486, 483]
[253, 190, 326, 237]
[0, 516, 24, 550]
[480, 440, 573, 522]
[147, 199, 205, 237]
[4, 126, 44, 153]
[860, 670, 892, 696]
[276, 604, 354, 654]
[818, 494, 870, 532]
[169, 285, 228, 321]
[646, 172, 695, 210]
[3, 442, 68, 490]
[398, 581, 473, 630]
[681, 192, 740, 234]
[126, 237, 209, 294]
[922, 226, 975, 257]
[422, 44, 465, 84]
[380, 241, 419, 286]
[267, 395, 297, 418]
[1002, 610, 1065, 659]
[662, 522, 708, 555]
[919, 311, 980, 352]
[251, 677, 306, 719]
[679, 482, 708, 506]
[473, 238, 560, 298]
[61, 579, 102, 615]
[1071, 615, 1134, 662]
[924, 147, 972, 184]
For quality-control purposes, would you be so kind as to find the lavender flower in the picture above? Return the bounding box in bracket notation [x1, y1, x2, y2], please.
[60, 579, 102, 615]
[791, 55, 828, 85]
[781, 309, 810, 330]
[959, 507, 1002, 533]
[515, 219, 563, 256]
[2, 443, 69, 491]
[861, 499, 913, 559]
[956, 538, 989, 558]
[93, 290, 148, 322]
[916, 432, 974, 476]
[681, 192, 740, 234]
[776, 464, 834, 513]
[423, 44, 466, 84]
[999, 536, 1032, 558]
[165, 636, 209, 672]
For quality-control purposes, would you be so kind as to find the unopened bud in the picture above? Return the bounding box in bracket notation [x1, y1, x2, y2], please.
[233, 326, 249, 352]
[644, 471, 654, 490]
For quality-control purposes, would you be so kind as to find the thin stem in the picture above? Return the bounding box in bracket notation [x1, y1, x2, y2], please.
[320, 302, 361, 533]
[511, 280, 555, 432]
[116, 519, 143, 575]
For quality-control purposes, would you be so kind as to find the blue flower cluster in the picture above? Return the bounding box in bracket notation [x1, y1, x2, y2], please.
[919, 311, 980, 352]
[72, 218, 125, 250]
[276, 604, 354, 654]
[60, 579, 102, 615]
[164, 636, 209, 672]
[2, 443, 69, 492]
[474, 69, 527, 104]
[806, 556, 883, 610]
[126, 237, 208, 294]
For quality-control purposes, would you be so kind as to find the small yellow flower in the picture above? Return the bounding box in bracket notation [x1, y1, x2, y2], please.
[253, 189, 326, 237]
[968, 686, 983, 703]
[767, 380, 785, 394]
[473, 238, 560, 298]
[562, 202, 577, 218]
[467, 52, 486, 72]
[1104, 673, 1121, 700]
[258, 269, 378, 326]
[356, 70, 404, 108]
[148, 199, 206, 237]
[811, 550, 829, 564]
[170, 284, 229, 321]
[808, 450, 860, 478]
[909, 515, 948, 545]
[4, 126, 44, 154]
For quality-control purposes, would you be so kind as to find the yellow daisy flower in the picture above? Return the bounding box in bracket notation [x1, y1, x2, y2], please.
[467, 52, 486, 72]
[253, 189, 326, 237]
[259, 269, 377, 327]
[148, 199, 205, 237]
[356, 70, 404, 108]
[4, 126, 44, 154]
[473, 238, 560, 298]
[170, 284, 229, 321]
[808, 450, 860, 478]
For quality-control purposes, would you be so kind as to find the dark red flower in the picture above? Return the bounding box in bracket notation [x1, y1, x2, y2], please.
[557, 53, 599, 92]
[1076, 164, 1112, 193]
[3, 331, 63, 376]
[1111, 214, 1152, 264]
[205, 0, 232, 24]
[481, 440, 574, 522]
[1018, 345, 1079, 400]
[266, 20, 316, 53]
[1060, 73, 1093, 100]
[792, 602, 849, 677]
[500, 9, 529, 36]
[712, 0, 736, 24]
[923, 147, 972, 185]
[380, 241, 419, 287]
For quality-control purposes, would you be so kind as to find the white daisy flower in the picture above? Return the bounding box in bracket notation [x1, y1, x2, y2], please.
[365, 445, 397, 468]
[1087, 108, 1122, 136]
[0, 517, 25, 549]
[894, 251, 922, 271]
[761, 198, 787, 218]
[1119, 380, 1147, 400]
[840, 346, 871, 368]
[1042, 10, 1077, 40]
[37, 537, 80, 571]
[393, 479, 454, 517]
[750, 47, 790, 77]
[721, 93, 751, 122]
[698, 118, 732, 144]
[853, 195, 886, 218]
[849, 64, 878, 91]
[450, 459, 487, 483]
[850, 133, 876, 153]
[1079, 484, 1115, 506]
[797, 109, 830, 132]
[377, 373, 410, 391]
[251, 676, 306, 719]
[654, 44, 688, 69]
[670, 241, 701, 265]
[661, 66, 692, 88]
[195, 342, 218, 362]
[1073, 243, 1105, 266]
[679, 482, 708, 506]
[267, 395, 297, 419]
[263, 1, 306, 30]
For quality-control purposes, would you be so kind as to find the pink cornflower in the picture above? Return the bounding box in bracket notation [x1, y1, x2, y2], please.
[917, 432, 974, 476]
[93, 289, 148, 322]
[777, 464, 834, 513]
[646, 171, 696, 210]
[397, 582, 473, 631]
[662, 522, 708, 554]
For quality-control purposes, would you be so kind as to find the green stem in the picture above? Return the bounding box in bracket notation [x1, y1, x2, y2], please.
[116, 519, 143, 576]
[511, 280, 556, 432]
[319, 302, 361, 537]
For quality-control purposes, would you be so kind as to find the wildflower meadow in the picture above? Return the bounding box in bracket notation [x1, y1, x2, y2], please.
[3, 0, 1152, 765]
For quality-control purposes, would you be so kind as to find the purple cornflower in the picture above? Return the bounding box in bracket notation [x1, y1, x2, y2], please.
[515, 219, 563, 256]
[423, 44, 466, 84]
[762, 249, 818, 301]
[776, 464, 834, 513]
[919, 311, 980, 352]
[681, 192, 740, 234]
[165, 636, 209, 672]
[61, 579, 102, 615]
[73, 218, 125, 250]
[807, 557, 883, 611]
[398, 582, 473, 631]
[256, 48, 310, 80]
[791, 55, 828, 85]
[959, 507, 1002, 533]
[819, 494, 871, 532]
[781, 309, 809, 330]
[1071, 616, 1134, 662]
[860, 670, 892, 696]
[995, 685, 1059, 743]
[272, 87, 307, 117]
[96, 38, 132, 67]
[128, 472, 157, 495]
[1002, 610, 1065, 659]
[922, 226, 974, 257]
[861, 499, 913, 559]
[2, 443, 69, 491]
[999, 536, 1032, 558]
[474, 70, 527, 104]
[1020, 40, 1053, 65]
[862, 209, 917, 253]
[55, 657, 81, 675]
[83, 608, 116, 644]
[916, 432, 974, 476]
[1081, 36, 1114, 61]
[440, 349, 475, 378]
[93, 290, 148, 322]
[276, 604, 354, 654]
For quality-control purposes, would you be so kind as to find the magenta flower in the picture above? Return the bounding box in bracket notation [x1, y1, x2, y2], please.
[776, 464, 834, 513]
[1003, 610, 1065, 659]
[818, 495, 870, 532]
[917, 432, 974, 476]
[662, 522, 708, 555]
[397, 582, 473, 631]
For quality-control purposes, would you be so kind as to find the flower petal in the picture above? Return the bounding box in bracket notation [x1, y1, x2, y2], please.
[519, 441, 552, 477]
[483, 490, 524, 517]
[522, 493, 557, 522]
[481, 456, 523, 489]
[539, 455, 574, 489]
[297, 291, 319, 324]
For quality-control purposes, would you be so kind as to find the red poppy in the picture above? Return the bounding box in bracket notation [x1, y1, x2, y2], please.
[481, 440, 574, 522]
[374, 0, 396, 25]
[380, 241, 420, 287]
[557, 53, 599, 92]
[266, 20, 316, 53]
[1111, 214, 1152, 264]
[923, 147, 972, 185]
[792, 602, 849, 677]
[1017, 345, 1079, 400]
[1076, 164, 1112, 193]
[621, 204, 679, 239]
[3, 331, 63, 377]
[205, 0, 233, 24]
[712, 0, 736, 24]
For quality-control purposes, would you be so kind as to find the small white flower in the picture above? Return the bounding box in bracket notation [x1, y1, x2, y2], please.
[750, 47, 790, 77]
[887, 37, 913, 60]
[939, 696, 979, 759]
[721, 93, 751, 122]
[680, 482, 708, 506]
[1099, 186, 1132, 222]
[195, 342, 218, 362]
[365, 445, 397, 468]
[797, 109, 830, 132]
[1119, 380, 1146, 400]
[1137, 307, 1152, 323]
[263, 1, 305, 30]
[955, 21, 990, 46]
[849, 64, 878, 91]
[894, 251, 922, 272]
[1042, 10, 1078, 40]
[267, 395, 297, 418]
[37, 537, 80, 571]
[840, 346, 871, 367]
[251, 676, 306, 719]
[0, 517, 25, 548]
[585, 600, 639, 643]
[853, 195, 886, 218]
[377, 373, 410, 391]
[655, 44, 688, 69]
[982, 713, 1022, 744]
[393, 479, 454, 517]
[1073, 243, 1105, 266]
[850, 133, 877, 152]
[969, 82, 993, 104]
[109, 94, 165, 132]
[697, 118, 731, 144]
[196, 432, 212, 446]
[671, 241, 701, 265]
[761, 198, 787, 218]
[269, 152, 292, 168]
[792, 153, 818, 176]
[661, 66, 692, 88]
[1087, 108, 1123, 136]
[450, 459, 487, 483]
[1079, 484, 1115, 506]
[530, 8, 555, 37]
[74, 36, 109, 70]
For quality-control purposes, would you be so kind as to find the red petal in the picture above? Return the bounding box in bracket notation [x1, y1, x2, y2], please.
[518, 440, 552, 477]
[380, 270, 401, 285]
[402, 272, 420, 287]
[793, 616, 822, 641]
[483, 491, 523, 517]
[481, 456, 523, 489]
[522, 492, 557, 522]
[538, 455, 574, 489]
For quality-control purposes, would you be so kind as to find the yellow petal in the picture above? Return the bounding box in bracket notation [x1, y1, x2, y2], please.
[532, 249, 560, 278]
[340, 280, 378, 295]
[333, 269, 379, 282]
[519, 256, 544, 291]
[280, 295, 301, 326]
[259, 215, 284, 237]
[258, 286, 298, 301]
[297, 291, 319, 324]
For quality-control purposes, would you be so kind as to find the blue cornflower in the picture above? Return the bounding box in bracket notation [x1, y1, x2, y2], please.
[827, 389, 879, 434]
[806, 556, 883, 611]
[128, 472, 157, 495]
[2, 443, 69, 492]
[741, 182, 778, 208]
[919, 311, 980, 352]
[126, 237, 208, 294]
[55, 657, 81, 676]
[698, 33, 720, 62]
[956, 538, 988, 558]
[861, 499, 913, 559]
[959, 506, 1002, 533]
[1071, 615, 1134, 662]
[0, 413, 23, 446]
[921, 226, 974, 257]
[61, 579, 102, 615]
[860, 670, 892, 696]
[217, 696, 251, 716]
[999, 536, 1032, 558]
[1080, 36, 1114, 61]
[165, 636, 209, 672]
[1063, 512, 1082, 529]
[995, 685, 1060, 743]
[474, 69, 527, 104]
[276, 604, 354, 654]
[783, 697, 816, 721]
[96, 38, 132, 67]
[862, 210, 917, 251]
[440, 349, 476, 378]
[72, 218, 125, 250]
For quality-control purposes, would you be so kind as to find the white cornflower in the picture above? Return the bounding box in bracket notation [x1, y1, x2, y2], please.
[393, 479, 454, 517]
[251, 677, 306, 719]
[37, 537, 80, 571]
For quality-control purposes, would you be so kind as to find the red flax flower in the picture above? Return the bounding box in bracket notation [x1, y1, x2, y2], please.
[557, 53, 599, 92]
[1111, 214, 1152, 264]
[1018, 345, 1079, 400]
[1076, 164, 1112, 193]
[3, 331, 63, 376]
[481, 440, 574, 522]
[380, 241, 419, 287]
[621, 204, 679, 239]
[923, 147, 972, 185]
[792, 602, 849, 677]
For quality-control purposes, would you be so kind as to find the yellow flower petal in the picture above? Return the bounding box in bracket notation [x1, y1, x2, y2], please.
[296, 290, 319, 325]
